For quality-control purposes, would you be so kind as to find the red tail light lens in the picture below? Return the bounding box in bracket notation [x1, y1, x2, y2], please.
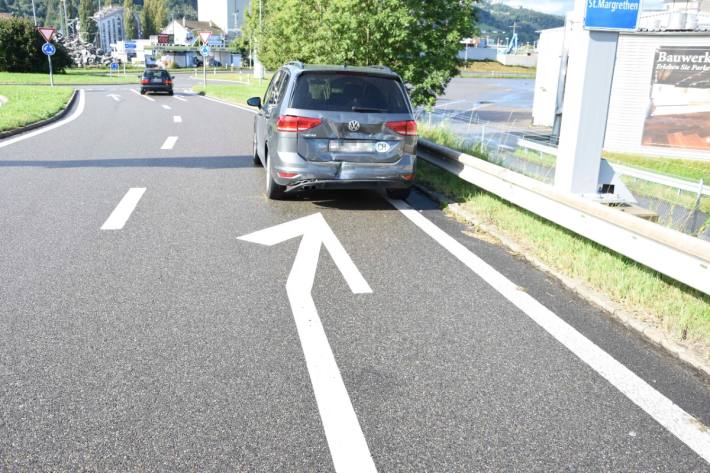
[140, 79, 149, 85]
[386, 120, 418, 136]
[165, 80, 172, 85]
[277, 115, 322, 132]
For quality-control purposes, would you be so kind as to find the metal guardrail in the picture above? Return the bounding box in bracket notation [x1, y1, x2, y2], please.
[417, 139, 710, 296]
[517, 138, 709, 198]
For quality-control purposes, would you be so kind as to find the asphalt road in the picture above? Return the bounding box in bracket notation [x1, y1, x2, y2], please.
[1, 76, 709, 472]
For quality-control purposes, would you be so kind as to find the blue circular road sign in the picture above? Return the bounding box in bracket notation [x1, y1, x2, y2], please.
[200, 45, 211, 57]
[41, 42, 56, 56]
[110, 62, 119, 70]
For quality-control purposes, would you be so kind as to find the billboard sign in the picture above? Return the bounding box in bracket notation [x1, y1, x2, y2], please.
[584, 0, 641, 31]
[642, 46, 710, 152]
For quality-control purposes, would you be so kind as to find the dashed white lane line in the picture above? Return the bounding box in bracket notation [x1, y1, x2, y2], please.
[101, 188, 146, 231]
[161, 136, 178, 150]
[130, 88, 155, 102]
[173, 115, 182, 123]
[162, 104, 172, 110]
[174, 96, 188, 102]
[0, 90, 85, 150]
[388, 197, 710, 464]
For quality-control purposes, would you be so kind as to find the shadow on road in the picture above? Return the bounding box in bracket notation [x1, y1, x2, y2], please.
[0, 155, 256, 169]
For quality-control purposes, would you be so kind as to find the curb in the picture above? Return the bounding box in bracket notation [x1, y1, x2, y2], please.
[0, 89, 78, 140]
[414, 182, 710, 379]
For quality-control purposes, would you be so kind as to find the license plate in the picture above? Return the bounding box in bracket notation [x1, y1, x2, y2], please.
[329, 141, 374, 153]
[152, 78, 162, 83]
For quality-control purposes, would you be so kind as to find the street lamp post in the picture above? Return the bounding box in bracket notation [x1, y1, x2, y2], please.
[31, 0, 37, 26]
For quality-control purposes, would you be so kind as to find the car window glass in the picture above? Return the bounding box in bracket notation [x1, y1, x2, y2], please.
[263, 71, 282, 106]
[273, 72, 290, 105]
[291, 72, 409, 113]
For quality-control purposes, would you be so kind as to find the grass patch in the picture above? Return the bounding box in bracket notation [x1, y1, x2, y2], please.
[461, 60, 535, 75]
[416, 158, 710, 349]
[0, 85, 73, 132]
[514, 147, 556, 168]
[418, 123, 491, 161]
[0, 69, 136, 85]
[604, 151, 710, 183]
[192, 81, 270, 106]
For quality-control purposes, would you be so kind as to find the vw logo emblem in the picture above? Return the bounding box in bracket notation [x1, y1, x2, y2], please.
[348, 120, 361, 132]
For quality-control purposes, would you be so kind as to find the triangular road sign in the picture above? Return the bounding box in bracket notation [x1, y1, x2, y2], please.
[37, 27, 56, 43]
[198, 31, 211, 44]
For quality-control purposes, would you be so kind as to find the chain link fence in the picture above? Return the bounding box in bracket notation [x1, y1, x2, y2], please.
[416, 107, 710, 242]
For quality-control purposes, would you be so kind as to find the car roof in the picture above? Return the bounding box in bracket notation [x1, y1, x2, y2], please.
[283, 62, 400, 79]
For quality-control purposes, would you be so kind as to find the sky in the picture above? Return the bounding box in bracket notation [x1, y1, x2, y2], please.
[498, 0, 665, 16]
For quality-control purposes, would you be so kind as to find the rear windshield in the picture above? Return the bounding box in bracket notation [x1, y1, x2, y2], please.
[143, 70, 169, 79]
[291, 72, 409, 113]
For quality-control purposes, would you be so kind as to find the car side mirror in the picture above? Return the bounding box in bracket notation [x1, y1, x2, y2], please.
[247, 96, 262, 109]
[137, 75, 141, 78]
[171, 76, 175, 79]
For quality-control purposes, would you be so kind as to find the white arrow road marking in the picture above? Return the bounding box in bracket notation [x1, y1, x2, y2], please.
[101, 188, 146, 230]
[161, 136, 178, 150]
[106, 93, 121, 102]
[239, 213, 377, 473]
[130, 88, 155, 102]
[162, 104, 172, 110]
[387, 197, 710, 464]
[174, 96, 188, 102]
[0, 90, 85, 150]
[173, 115, 182, 123]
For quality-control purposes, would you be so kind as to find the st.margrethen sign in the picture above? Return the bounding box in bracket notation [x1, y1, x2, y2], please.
[585, 0, 641, 31]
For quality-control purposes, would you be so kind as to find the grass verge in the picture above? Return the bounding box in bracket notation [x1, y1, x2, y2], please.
[0, 69, 135, 85]
[192, 81, 269, 107]
[604, 151, 710, 183]
[461, 60, 536, 75]
[0, 85, 73, 132]
[415, 158, 710, 353]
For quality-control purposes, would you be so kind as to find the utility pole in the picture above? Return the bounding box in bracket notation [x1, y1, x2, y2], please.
[62, 0, 70, 38]
[31, 0, 37, 26]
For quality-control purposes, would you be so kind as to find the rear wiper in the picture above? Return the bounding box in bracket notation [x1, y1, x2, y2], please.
[351, 106, 387, 113]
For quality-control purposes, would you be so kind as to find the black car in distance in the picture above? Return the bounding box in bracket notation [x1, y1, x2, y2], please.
[140, 69, 174, 96]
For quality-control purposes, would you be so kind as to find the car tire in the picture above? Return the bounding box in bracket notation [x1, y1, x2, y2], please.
[140, 89, 146, 95]
[386, 187, 411, 200]
[252, 134, 262, 166]
[168, 90, 174, 96]
[265, 151, 286, 200]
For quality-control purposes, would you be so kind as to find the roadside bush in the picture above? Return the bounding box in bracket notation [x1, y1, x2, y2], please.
[0, 17, 72, 73]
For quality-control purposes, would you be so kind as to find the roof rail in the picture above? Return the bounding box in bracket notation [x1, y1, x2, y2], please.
[370, 65, 393, 73]
[286, 60, 304, 69]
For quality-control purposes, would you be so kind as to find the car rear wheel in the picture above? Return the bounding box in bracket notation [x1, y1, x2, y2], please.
[140, 89, 146, 95]
[265, 152, 286, 200]
[168, 90, 174, 96]
[386, 187, 411, 200]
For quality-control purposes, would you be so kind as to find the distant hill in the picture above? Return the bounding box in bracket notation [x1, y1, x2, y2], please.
[475, 1, 564, 46]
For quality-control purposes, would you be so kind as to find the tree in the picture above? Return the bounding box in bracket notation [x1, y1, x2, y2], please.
[247, 0, 477, 106]
[141, 0, 166, 37]
[123, 0, 136, 39]
[0, 16, 72, 72]
[78, 0, 96, 42]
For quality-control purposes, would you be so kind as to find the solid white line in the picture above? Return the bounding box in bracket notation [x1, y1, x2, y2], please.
[161, 136, 178, 150]
[199, 94, 257, 114]
[0, 90, 85, 150]
[387, 198, 710, 464]
[101, 188, 146, 231]
[162, 104, 172, 110]
[130, 88, 155, 102]
[173, 96, 188, 102]
[173, 115, 182, 123]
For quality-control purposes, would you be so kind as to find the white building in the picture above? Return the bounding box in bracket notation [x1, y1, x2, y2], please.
[95, 7, 124, 51]
[198, 0, 250, 38]
[161, 18, 226, 46]
[94, 6, 140, 51]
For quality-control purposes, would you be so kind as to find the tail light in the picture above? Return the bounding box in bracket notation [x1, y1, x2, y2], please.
[278, 171, 299, 179]
[386, 120, 418, 136]
[164, 80, 172, 85]
[277, 115, 322, 132]
[140, 79, 149, 85]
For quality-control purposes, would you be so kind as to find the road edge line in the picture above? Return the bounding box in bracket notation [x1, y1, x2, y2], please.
[101, 188, 146, 231]
[414, 183, 710, 379]
[0, 89, 82, 145]
[198, 94, 257, 114]
[388, 196, 710, 465]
